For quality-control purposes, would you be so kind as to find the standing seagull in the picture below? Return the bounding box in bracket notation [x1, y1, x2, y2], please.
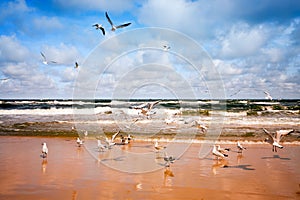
[40, 52, 57, 65]
[263, 128, 294, 152]
[212, 145, 228, 160]
[154, 140, 166, 152]
[237, 141, 246, 153]
[105, 12, 131, 31]
[76, 137, 84, 147]
[41, 142, 48, 158]
[264, 91, 273, 100]
[97, 140, 106, 152]
[92, 24, 105, 35]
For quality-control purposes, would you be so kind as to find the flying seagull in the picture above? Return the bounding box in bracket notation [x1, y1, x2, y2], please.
[263, 128, 294, 152]
[40, 52, 57, 65]
[105, 12, 131, 31]
[264, 91, 273, 100]
[41, 142, 48, 158]
[75, 62, 80, 69]
[163, 45, 170, 51]
[93, 23, 105, 35]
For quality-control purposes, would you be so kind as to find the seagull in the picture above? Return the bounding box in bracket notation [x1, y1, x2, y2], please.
[192, 120, 207, 132]
[75, 62, 80, 69]
[263, 128, 294, 152]
[237, 141, 246, 153]
[105, 12, 131, 31]
[163, 45, 170, 51]
[212, 145, 228, 159]
[92, 23, 105, 35]
[163, 152, 176, 167]
[131, 100, 160, 118]
[154, 140, 166, 152]
[105, 130, 120, 148]
[40, 52, 57, 65]
[76, 137, 84, 147]
[264, 91, 273, 100]
[229, 89, 241, 98]
[97, 140, 106, 152]
[216, 145, 230, 154]
[41, 142, 48, 158]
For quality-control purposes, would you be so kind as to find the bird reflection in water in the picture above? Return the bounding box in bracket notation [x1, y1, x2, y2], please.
[237, 153, 244, 164]
[41, 159, 48, 174]
[212, 159, 228, 175]
[163, 166, 174, 187]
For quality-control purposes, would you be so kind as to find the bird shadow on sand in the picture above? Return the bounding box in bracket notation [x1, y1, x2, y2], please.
[223, 164, 255, 171]
[261, 155, 291, 160]
[101, 156, 126, 162]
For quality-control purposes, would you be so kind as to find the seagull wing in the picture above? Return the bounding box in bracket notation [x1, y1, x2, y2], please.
[263, 128, 275, 142]
[112, 130, 120, 142]
[40, 52, 46, 61]
[115, 22, 131, 29]
[100, 27, 105, 35]
[276, 129, 293, 142]
[149, 100, 160, 110]
[105, 12, 113, 26]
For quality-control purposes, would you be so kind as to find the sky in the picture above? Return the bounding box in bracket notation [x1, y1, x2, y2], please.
[0, 0, 299, 99]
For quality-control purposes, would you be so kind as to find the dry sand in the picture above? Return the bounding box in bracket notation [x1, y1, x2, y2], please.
[0, 136, 300, 200]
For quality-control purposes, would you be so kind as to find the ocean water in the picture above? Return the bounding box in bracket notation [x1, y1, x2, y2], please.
[0, 99, 299, 140]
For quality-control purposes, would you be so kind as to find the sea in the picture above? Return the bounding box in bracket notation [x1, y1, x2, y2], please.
[0, 99, 299, 141]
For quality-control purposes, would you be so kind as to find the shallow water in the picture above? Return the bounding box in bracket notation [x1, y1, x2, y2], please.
[0, 136, 299, 199]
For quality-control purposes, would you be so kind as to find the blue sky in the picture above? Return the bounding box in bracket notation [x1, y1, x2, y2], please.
[0, 0, 299, 99]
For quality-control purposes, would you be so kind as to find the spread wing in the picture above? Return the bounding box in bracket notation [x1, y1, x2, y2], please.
[40, 52, 46, 61]
[149, 100, 160, 110]
[111, 130, 120, 142]
[116, 22, 131, 29]
[105, 12, 113, 26]
[263, 128, 274, 142]
[100, 27, 105, 35]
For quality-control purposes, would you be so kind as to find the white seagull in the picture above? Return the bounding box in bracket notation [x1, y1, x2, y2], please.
[212, 145, 228, 159]
[41, 142, 48, 158]
[216, 145, 230, 154]
[264, 91, 273, 100]
[105, 12, 131, 31]
[92, 23, 105, 35]
[131, 100, 160, 118]
[40, 52, 57, 65]
[163, 152, 176, 167]
[263, 128, 294, 152]
[237, 141, 246, 153]
[97, 140, 106, 152]
[76, 137, 84, 147]
[105, 130, 120, 148]
[154, 140, 166, 152]
[163, 45, 170, 51]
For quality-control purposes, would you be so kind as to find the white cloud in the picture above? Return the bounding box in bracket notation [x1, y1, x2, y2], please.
[54, 0, 136, 13]
[33, 16, 63, 33]
[0, 35, 30, 62]
[0, 0, 33, 20]
[219, 23, 268, 58]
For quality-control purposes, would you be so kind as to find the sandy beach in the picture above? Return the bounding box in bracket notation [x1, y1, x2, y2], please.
[0, 136, 299, 200]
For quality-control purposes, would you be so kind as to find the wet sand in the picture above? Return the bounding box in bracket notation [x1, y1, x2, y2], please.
[0, 136, 300, 200]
